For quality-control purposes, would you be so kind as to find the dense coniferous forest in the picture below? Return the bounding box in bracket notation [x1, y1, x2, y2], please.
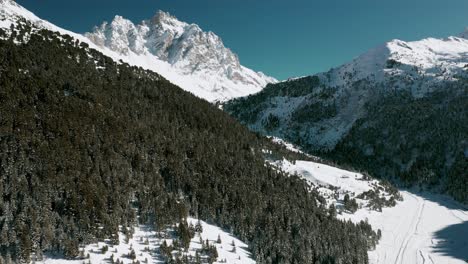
[0, 23, 378, 263]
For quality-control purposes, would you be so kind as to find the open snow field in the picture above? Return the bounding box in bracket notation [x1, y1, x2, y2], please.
[275, 158, 468, 264]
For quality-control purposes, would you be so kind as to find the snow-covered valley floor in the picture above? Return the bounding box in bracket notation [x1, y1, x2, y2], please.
[363, 191, 468, 264]
[272, 158, 468, 264]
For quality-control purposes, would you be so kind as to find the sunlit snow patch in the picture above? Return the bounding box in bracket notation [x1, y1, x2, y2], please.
[34, 218, 254, 264]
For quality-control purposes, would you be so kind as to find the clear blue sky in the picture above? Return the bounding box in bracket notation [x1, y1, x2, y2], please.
[16, 0, 468, 80]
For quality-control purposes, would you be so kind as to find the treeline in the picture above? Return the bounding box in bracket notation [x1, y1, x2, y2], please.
[0, 22, 377, 263]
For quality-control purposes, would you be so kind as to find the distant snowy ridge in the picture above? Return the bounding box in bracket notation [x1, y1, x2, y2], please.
[265, 30, 468, 95]
[85, 11, 276, 102]
[318, 33, 468, 97]
[268, 28, 468, 97]
[0, 0, 275, 102]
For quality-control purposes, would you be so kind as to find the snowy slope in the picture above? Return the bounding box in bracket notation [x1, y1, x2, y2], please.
[226, 27, 468, 149]
[279, 159, 376, 194]
[84, 11, 276, 102]
[0, 0, 275, 102]
[33, 218, 255, 264]
[320, 35, 468, 96]
[272, 158, 468, 264]
[270, 158, 400, 213]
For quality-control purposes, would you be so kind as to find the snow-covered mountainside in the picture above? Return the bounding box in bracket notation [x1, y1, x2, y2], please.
[225, 29, 468, 203]
[226, 31, 468, 148]
[0, 0, 275, 102]
[267, 139, 401, 213]
[320, 35, 468, 96]
[84, 11, 276, 102]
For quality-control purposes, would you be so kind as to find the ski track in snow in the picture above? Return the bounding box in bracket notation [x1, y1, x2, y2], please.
[392, 194, 424, 264]
[350, 191, 468, 264]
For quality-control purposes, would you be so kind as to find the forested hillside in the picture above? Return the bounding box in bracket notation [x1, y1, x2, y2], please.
[225, 78, 468, 204]
[0, 22, 378, 263]
[328, 87, 467, 200]
[224, 27, 468, 206]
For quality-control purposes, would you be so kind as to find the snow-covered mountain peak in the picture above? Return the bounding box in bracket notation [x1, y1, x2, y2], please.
[226, 29, 468, 152]
[320, 33, 468, 97]
[0, 0, 67, 32]
[152, 10, 179, 24]
[110, 15, 136, 30]
[148, 10, 187, 34]
[85, 11, 276, 101]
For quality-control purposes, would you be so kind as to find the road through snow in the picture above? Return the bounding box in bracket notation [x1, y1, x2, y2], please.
[348, 191, 468, 264]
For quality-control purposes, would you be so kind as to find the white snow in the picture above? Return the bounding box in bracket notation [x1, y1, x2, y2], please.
[274, 158, 468, 264]
[276, 159, 374, 194]
[34, 218, 255, 264]
[345, 191, 468, 264]
[321, 34, 468, 97]
[269, 136, 308, 155]
[186, 218, 255, 264]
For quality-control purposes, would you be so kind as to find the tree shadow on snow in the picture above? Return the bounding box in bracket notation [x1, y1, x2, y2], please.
[404, 188, 468, 212]
[432, 221, 468, 262]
